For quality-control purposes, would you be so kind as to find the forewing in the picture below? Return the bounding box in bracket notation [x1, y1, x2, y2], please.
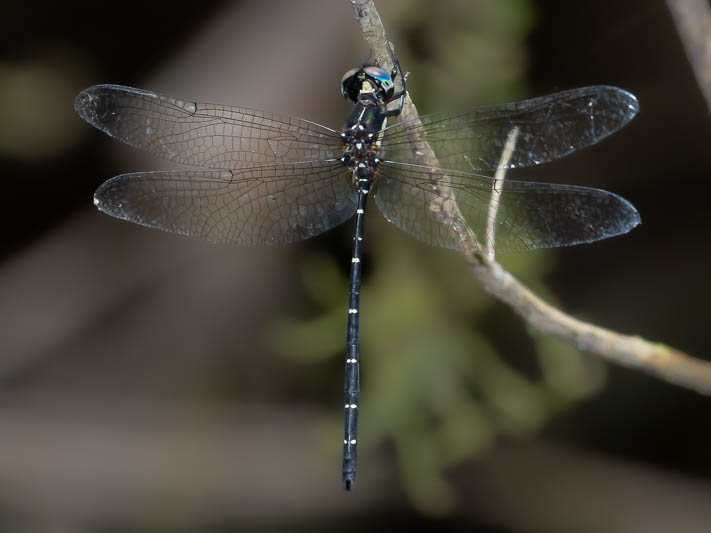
[94, 162, 357, 245]
[374, 162, 640, 253]
[381, 86, 638, 172]
[75, 85, 344, 169]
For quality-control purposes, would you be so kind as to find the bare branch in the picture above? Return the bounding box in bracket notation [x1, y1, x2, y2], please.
[351, 0, 711, 395]
[486, 126, 519, 260]
[667, 0, 711, 115]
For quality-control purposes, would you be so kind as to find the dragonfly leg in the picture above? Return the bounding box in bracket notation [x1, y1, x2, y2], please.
[384, 41, 408, 117]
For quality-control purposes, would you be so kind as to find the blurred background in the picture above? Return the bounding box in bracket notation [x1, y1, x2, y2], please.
[1, 0, 710, 531]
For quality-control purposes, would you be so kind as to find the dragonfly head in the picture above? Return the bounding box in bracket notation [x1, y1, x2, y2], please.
[340, 66, 394, 104]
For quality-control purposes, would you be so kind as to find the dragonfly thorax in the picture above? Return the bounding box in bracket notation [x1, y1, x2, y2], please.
[341, 103, 386, 189]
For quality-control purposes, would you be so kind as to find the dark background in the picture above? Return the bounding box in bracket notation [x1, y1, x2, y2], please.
[1, 1, 710, 531]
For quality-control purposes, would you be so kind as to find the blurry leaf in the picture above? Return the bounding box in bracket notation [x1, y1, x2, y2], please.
[473, 341, 549, 435]
[533, 332, 607, 402]
[298, 252, 346, 308]
[437, 401, 494, 466]
[269, 311, 344, 362]
[396, 430, 456, 516]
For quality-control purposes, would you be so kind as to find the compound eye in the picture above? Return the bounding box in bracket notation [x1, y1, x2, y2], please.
[363, 67, 391, 84]
[363, 67, 394, 97]
[340, 68, 361, 98]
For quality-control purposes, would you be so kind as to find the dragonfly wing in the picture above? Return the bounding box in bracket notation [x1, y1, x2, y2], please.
[94, 162, 357, 245]
[381, 86, 638, 172]
[75, 85, 344, 169]
[374, 161, 640, 253]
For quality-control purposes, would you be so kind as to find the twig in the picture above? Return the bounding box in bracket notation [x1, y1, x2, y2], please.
[667, 0, 711, 115]
[351, 0, 711, 395]
[486, 126, 519, 260]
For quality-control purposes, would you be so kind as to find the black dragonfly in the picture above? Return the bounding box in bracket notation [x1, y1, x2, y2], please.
[75, 43, 640, 491]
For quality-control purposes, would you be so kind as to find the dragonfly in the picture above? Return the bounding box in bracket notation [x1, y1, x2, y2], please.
[74, 43, 640, 491]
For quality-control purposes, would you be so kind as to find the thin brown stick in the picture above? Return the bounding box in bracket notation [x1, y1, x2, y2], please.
[667, 0, 711, 115]
[351, 0, 711, 395]
[486, 126, 519, 260]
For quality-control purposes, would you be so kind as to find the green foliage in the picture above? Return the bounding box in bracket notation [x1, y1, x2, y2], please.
[386, 0, 535, 111]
